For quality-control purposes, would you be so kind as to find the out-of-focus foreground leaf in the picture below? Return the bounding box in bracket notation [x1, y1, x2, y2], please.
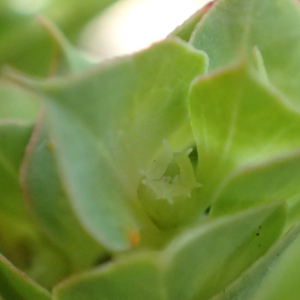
[0, 253, 51, 300]
[162, 200, 286, 300]
[53, 201, 286, 300]
[54, 254, 166, 300]
[21, 115, 106, 272]
[18, 19, 105, 273]
[0, 0, 120, 77]
[0, 120, 69, 289]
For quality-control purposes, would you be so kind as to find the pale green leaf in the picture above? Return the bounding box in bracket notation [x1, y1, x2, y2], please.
[211, 150, 300, 225]
[191, 0, 300, 107]
[162, 201, 286, 300]
[0, 81, 39, 121]
[54, 253, 166, 300]
[16, 39, 207, 250]
[212, 220, 300, 300]
[0, 0, 120, 76]
[35, 16, 94, 75]
[189, 63, 300, 207]
[0, 120, 69, 288]
[0, 120, 33, 217]
[0, 253, 52, 300]
[168, 1, 214, 42]
[21, 115, 106, 271]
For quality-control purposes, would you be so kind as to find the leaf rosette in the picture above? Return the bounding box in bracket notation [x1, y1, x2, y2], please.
[2, 0, 300, 299]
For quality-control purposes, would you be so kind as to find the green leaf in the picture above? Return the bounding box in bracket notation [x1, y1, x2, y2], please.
[0, 253, 52, 300]
[54, 253, 166, 300]
[0, 14, 92, 123]
[211, 150, 300, 223]
[0, 120, 70, 289]
[191, 0, 300, 107]
[35, 16, 94, 75]
[0, 120, 33, 217]
[162, 201, 286, 300]
[21, 115, 106, 271]
[0, 0, 120, 76]
[0, 81, 39, 121]
[212, 220, 300, 300]
[168, 1, 214, 42]
[15, 39, 207, 250]
[189, 63, 300, 207]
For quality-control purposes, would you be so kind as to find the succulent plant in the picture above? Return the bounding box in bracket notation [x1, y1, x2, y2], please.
[2, 0, 300, 299]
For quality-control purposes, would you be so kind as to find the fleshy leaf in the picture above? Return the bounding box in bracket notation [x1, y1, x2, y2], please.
[15, 39, 207, 250]
[189, 63, 300, 207]
[211, 150, 300, 224]
[54, 253, 166, 300]
[251, 46, 268, 82]
[36, 16, 94, 76]
[21, 114, 106, 271]
[191, 0, 300, 107]
[168, 1, 214, 42]
[0, 120, 69, 288]
[18, 17, 105, 271]
[212, 220, 300, 300]
[162, 201, 286, 300]
[0, 0, 120, 76]
[0, 80, 39, 121]
[0, 120, 36, 270]
[0, 253, 51, 300]
[0, 120, 33, 217]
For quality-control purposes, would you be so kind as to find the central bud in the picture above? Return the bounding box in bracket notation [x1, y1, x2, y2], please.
[138, 140, 202, 229]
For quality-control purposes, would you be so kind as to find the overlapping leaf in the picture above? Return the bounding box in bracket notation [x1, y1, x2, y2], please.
[191, 0, 300, 107]
[52, 201, 286, 300]
[13, 39, 207, 250]
[21, 115, 105, 271]
[0, 0, 119, 76]
[168, 1, 214, 42]
[18, 17, 107, 272]
[0, 253, 51, 300]
[0, 81, 39, 121]
[211, 150, 300, 227]
[189, 63, 300, 207]
[0, 120, 32, 218]
[54, 254, 166, 300]
[162, 200, 286, 300]
[212, 220, 300, 300]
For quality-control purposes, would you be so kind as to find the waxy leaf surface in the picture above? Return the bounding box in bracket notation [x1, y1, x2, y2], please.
[189, 64, 300, 206]
[0, 0, 119, 76]
[0, 120, 32, 217]
[54, 254, 166, 300]
[21, 116, 105, 272]
[19, 18, 105, 272]
[0, 253, 51, 300]
[0, 81, 39, 121]
[28, 39, 207, 250]
[162, 201, 286, 300]
[211, 150, 300, 225]
[168, 1, 214, 42]
[191, 0, 300, 107]
[212, 220, 300, 300]
[0, 120, 70, 289]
